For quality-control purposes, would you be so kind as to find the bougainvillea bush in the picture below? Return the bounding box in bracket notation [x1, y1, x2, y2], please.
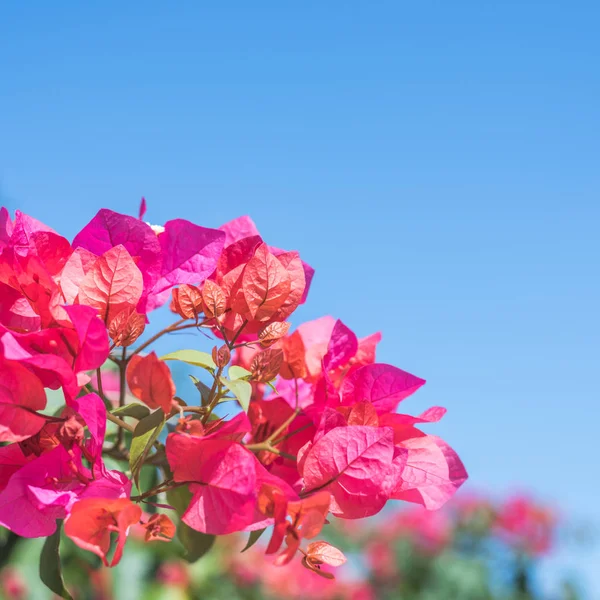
[0, 203, 467, 597]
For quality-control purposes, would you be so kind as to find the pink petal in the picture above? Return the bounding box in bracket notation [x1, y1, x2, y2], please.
[70, 393, 106, 463]
[72, 209, 162, 310]
[148, 219, 225, 308]
[0, 330, 79, 401]
[301, 426, 400, 519]
[380, 407, 447, 427]
[297, 316, 336, 379]
[64, 305, 109, 373]
[0, 446, 83, 537]
[219, 216, 260, 247]
[59, 247, 97, 304]
[341, 363, 426, 414]
[203, 412, 251, 441]
[0, 207, 14, 248]
[139, 197, 147, 220]
[0, 444, 29, 492]
[323, 320, 358, 372]
[167, 438, 257, 534]
[0, 282, 41, 331]
[391, 434, 468, 510]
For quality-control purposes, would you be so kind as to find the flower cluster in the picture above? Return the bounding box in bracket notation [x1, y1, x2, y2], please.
[0, 203, 466, 595]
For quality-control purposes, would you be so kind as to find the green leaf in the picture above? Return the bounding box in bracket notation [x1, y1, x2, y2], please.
[129, 409, 165, 487]
[167, 486, 216, 563]
[219, 376, 252, 412]
[228, 365, 252, 380]
[266, 380, 279, 394]
[241, 528, 266, 552]
[189, 374, 212, 406]
[178, 524, 216, 563]
[39, 522, 72, 600]
[166, 483, 189, 514]
[112, 403, 151, 420]
[161, 350, 216, 370]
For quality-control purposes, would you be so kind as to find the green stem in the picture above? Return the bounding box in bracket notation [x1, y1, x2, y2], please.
[243, 443, 296, 461]
[202, 365, 224, 424]
[116, 347, 127, 448]
[106, 411, 135, 434]
[272, 421, 312, 446]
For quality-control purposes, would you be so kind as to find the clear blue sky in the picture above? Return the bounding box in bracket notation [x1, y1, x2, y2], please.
[1, 2, 599, 596]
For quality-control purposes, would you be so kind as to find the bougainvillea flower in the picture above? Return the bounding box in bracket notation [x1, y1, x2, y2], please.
[279, 317, 380, 385]
[0, 445, 86, 537]
[0, 444, 30, 492]
[247, 398, 314, 479]
[167, 432, 297, 534]
[142, 513, 176, 542]
[108, 306, 146, 347]
[0, 204, 467, 585]
[166, 435, 258, 534]
[145, 219, 226, 312]
[5, 210, 61, 255]
[340, 363, 426, 415]
[495, 495, 556, 555]
[219, 215, 314, 305]
[0, 310, 108, 402]
[390, 434, 468, 510]
[0, 357, 47, 442]
[337, 400, 380, 427]
[202, 411, 251, 442]
[0, 330, 78, 400]
[248, 397, 295, 465]
[72, 209, 162, 310]
[0, 249, 64, 329]
[263, 489, 331, 564]
[64, 498, 142, 566]
[59, 247, 97, 305]
[0, 280, 42, 332]
[232, 243, 300, 320]
[126, 352, 176, 414]
[219, 215, 261, 247]
[0, 207, 13, 249]
[63, 305, 110, 374]
[209, 234, 310, 340]
[73, 209, 225, 313]
[388, 506, 452, 552]
[0, 392, 129, 538]
[138, 197, 147, 221]
[69, 393, 107, 466]
[171, 284, 204, 320]
[76, 245, 144, 325]
[302, 541, 347, 578]
[300, 426, 406, 518]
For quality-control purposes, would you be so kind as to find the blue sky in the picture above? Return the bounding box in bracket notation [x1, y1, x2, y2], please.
[1, 2, 599, 596]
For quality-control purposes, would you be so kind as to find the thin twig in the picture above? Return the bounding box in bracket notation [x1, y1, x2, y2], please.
[106, 411, 135, 434]
[272, 421, 313, 446]
[129, 319, 212, 359]
[201, 365, 224, 424]
[227, 319, 249, 349]
[130, 480, 187, 502]
[116, 347, 127, 448]
[263, 378, 301, 444]
[243, 443, 296, 461]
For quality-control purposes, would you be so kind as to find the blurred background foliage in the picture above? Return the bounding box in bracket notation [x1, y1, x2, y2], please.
[0, 491, 587, 600]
